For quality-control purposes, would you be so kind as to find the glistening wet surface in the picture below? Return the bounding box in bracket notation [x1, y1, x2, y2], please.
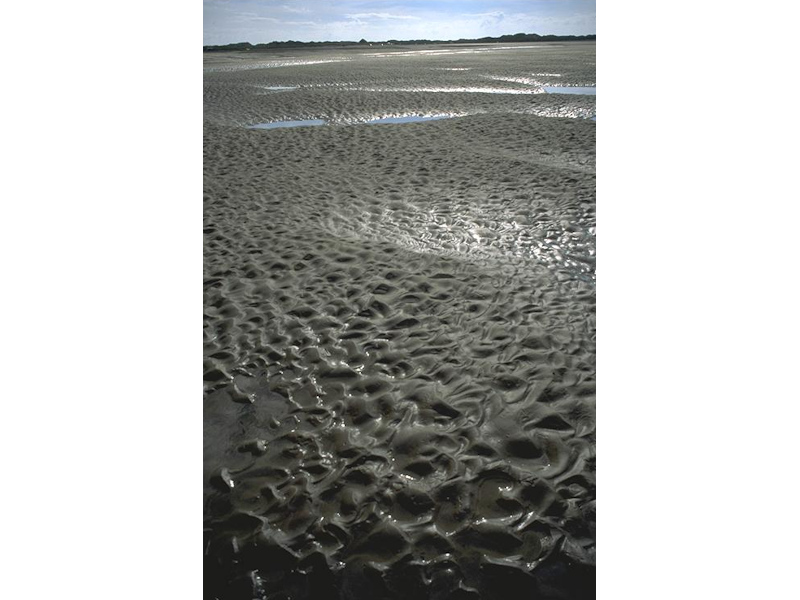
[248, 116, 457, 130]
[543, 86, 596, 95]
[205, 42, 595, 600]
[257, 86, 298, 92]
[356, 85, 544, 95]
[365, 115, 453, 125]
[249, 119, 326, 130]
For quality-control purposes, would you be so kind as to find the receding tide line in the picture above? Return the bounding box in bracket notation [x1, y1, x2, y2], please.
[248, 115, 455, 130]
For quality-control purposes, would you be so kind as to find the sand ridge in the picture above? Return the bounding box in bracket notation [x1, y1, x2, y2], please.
[204, 42, 595, 600]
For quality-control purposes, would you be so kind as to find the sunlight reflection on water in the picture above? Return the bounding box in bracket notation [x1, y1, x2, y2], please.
[249, 119, 326, 129]
[543, 86, 596, 95]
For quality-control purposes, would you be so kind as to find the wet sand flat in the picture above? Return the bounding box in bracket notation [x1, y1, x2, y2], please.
[204, 42, 595, 600]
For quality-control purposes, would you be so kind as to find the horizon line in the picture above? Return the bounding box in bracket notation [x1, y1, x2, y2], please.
[204, 32, 596, 49]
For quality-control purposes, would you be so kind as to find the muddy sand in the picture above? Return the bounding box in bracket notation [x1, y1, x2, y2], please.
[204, 42, 595, 599]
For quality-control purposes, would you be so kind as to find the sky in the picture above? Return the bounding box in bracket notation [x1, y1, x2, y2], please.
[203, 0, 596, 46]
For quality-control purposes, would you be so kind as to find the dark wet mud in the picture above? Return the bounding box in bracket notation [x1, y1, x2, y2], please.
[204, 42, 595, 600]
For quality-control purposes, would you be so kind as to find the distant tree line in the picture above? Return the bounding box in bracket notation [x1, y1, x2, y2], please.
[203, 33, 595, 52]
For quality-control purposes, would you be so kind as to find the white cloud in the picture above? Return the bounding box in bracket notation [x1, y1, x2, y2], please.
[281, 4, 311, 14]
[204, 0, 595, 46]
[346, 13, 422, 21]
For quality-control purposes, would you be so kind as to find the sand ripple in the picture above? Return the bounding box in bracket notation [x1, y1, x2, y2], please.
[205, 42, 595, 600]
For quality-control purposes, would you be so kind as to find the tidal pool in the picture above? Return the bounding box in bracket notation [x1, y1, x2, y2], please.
[249, 119, 326, 130]
[543, 86, 596, 95]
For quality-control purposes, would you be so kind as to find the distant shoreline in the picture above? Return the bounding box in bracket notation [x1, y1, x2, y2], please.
[204, 33, 595, 52]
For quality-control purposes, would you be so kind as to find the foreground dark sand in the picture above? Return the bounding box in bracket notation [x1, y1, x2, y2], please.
[204, 42, 595, 599]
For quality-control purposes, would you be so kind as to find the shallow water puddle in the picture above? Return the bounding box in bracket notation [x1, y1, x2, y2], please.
[543, 86, 596, 95]
[259, 86, 298, 91]
[359, 86, 541, 95]
[365, 115, 452, 125]
[249, 119, 326, 130]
